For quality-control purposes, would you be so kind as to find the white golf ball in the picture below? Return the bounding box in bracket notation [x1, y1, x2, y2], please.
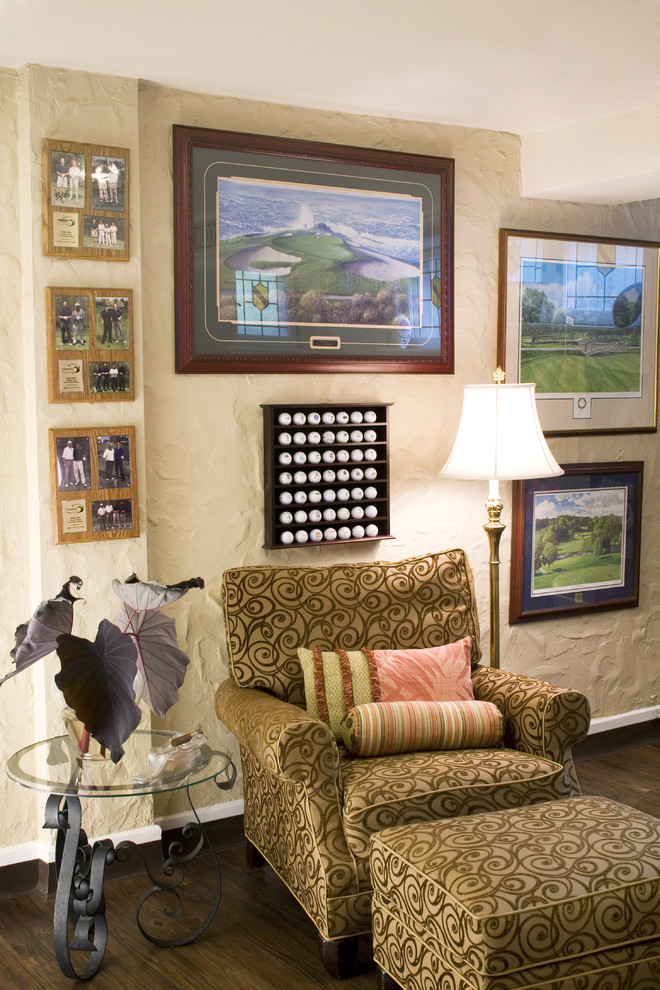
[364, 486, 378, 499]
[365, 523, 379, 537]
[364, 504, 378, 518]
[336, 506, 350, 520]
[337, 526, 351, 540]
[350, 411, 363, 423]
[322, 431, 335, 444]
[350, 449, 364, 462]
[279, 471, 292, 485]
[322, 489, 336, 502]
[294, 471, 307, 485]
[293, 490, 307, 504]
[350, 430, 363, 443]
[308, 508, 322, 522]
[364, 448, 378, 461]
[363, 429, 377, 442]
[336, 468, 350, 481]
[293, 451, 307, 465]
[322, 469, 336, 483]
[293, 431, 307, 445]
[352, 525, 365, 538]
[279, 491, 293, 505]
[308, 470, 322, 484]
[364, 410, 377, 423]
[351, 505, 364, 519]
[280, 530, 294, 544]
[364, 467, 378, 480]
[308, 450, 322, 464]
[336, 488, 350, 501]
[322, 507, 336, 521]
[336, 430, 349, 443]
[308, 490, 322, 503]
[308, 431, 321, 444]
[294, 510, 307, 523]
[307, 411, 321, 425]
[292, 412, 306, 425]
[309, 528, 324, 542]
[350, 467, 364, 481]
[278, 432, 292, 445]
[321, 411, 335, 425]
[279, 511, 293, 524]
[294, 530, 309, 543]
[351, 487, 364, 500]
[323, 527, 337, 541]
[278, 412, 292, 426]
[278, 451, 292, 466]
[322, 450, 336, 463]
[335, 411, 349, 424]
[336, 449, 350, 463]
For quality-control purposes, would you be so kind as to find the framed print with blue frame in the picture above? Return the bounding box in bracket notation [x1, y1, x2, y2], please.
[498, 229, 659, 435]
[510, 462, 643, 623]
[174, 126, 454, 374]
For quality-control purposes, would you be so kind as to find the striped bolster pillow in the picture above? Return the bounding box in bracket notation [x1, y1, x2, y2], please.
[340, 700, 503, 757]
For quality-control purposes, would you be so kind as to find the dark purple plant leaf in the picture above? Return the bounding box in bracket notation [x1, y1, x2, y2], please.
[1, 577, 83, 686]
[55, 620, 141, 763]
[112, 575, 204, 612]
[115, 606, 189, 718]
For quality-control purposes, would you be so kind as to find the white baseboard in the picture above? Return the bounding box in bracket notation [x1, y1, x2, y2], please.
[588, 705, 660, 735]
[0, 798, 245, 868]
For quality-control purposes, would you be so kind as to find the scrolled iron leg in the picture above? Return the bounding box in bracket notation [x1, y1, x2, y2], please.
[44, 794, 115, 980]
[116, 760, 237, 949]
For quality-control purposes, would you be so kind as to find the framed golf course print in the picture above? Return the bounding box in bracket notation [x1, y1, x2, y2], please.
[498, 230, 659, 435]
[510, 461, 643, 623]
[173, 125, 454, 374]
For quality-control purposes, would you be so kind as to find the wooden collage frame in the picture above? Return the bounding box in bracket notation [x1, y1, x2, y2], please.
[49, 426, 138, 544]
[46, 287, 134, 403]
[42, 138, 130, 260]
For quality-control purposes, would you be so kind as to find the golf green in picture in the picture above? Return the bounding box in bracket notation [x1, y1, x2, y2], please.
[532, 486, 626, 596]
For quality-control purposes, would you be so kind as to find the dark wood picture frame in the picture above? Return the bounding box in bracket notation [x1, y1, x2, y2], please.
[498, 229, 659, 436]
[174, 125, 454, 374]
[49, 426, 138, 544]
[47, 287, 134, 403]
[510, 461, 643, 623]
[43, 139, 129, 260]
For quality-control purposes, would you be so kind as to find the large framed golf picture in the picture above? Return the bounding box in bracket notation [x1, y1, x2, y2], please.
[173, 126, 454, 374]
[509, 461, 643, 623]
[498, 230, 659, 435]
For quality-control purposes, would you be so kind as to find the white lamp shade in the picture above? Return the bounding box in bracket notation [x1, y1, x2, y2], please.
[440, 383, 563, 482]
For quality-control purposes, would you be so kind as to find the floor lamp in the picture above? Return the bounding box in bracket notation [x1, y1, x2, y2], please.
[440, 373, 563, 669]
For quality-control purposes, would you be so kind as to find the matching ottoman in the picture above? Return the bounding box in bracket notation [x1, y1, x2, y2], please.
[370, 797, 660, 990]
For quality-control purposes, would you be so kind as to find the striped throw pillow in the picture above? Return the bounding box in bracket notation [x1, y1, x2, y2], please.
[340, 700, 504, 757]
[297, 638, 473, 740]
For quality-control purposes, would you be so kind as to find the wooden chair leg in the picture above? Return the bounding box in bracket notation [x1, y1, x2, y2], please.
[377, 966, 401, 989]
[245, 837, 265, 867]
[317, 934, 359, 979]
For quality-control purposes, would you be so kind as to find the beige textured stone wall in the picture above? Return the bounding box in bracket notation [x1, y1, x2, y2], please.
[0, 64, 658, 851]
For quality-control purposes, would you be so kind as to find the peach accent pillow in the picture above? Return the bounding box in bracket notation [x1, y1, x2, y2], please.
[373, 638, 474, 703]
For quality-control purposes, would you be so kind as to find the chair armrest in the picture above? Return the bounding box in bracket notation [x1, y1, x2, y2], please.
[215, 678, 341, 786]
[472, 665, 591, 767]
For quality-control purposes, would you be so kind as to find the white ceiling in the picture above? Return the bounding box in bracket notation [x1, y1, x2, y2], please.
[1, 0, 658, 204]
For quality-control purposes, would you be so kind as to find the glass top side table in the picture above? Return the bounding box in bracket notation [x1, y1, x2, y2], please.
[7, 730, 236, 980]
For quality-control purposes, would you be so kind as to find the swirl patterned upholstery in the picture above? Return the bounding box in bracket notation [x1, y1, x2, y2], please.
[371, 796, 660, 989]
[215, 550, 591, 957]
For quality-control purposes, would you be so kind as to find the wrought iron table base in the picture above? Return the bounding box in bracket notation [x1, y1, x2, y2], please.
[44, 764, 236, 980]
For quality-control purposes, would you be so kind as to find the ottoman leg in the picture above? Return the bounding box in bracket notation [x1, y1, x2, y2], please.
[376, 966, 401, 990]
[317, 934, 359, 978]
[245, 837, 265, 867]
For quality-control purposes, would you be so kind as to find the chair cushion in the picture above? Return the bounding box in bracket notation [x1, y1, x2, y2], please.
[341, 700, 503, 757]
[340, 747, 566, 885]
[298, 638, 473, 738]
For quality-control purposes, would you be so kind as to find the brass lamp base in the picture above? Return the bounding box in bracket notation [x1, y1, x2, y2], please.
[483, 493, 505, 670]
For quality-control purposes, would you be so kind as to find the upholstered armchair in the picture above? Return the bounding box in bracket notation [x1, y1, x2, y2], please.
[215, 550, 590, 977]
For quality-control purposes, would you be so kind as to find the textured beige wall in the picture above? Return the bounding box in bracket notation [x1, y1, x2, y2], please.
[0, 65, 658, 851]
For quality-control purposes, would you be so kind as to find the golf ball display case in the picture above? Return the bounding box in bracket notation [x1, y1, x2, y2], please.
[263, 403, 392, 549]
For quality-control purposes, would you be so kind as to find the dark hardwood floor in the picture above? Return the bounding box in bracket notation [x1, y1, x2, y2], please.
[0, 741, 657, 989]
